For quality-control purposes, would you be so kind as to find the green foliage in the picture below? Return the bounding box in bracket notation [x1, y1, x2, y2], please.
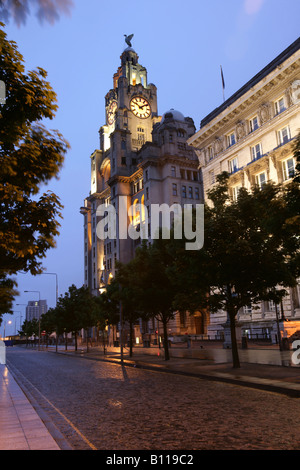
[170, 172, 299, 367]
[0, 25, 69, 318]
[0, 1, 73, 26]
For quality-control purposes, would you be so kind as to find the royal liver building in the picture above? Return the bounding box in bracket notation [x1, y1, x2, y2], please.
[81, 36, 206, 343]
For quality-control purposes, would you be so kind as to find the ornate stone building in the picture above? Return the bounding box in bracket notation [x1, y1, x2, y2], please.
[81, 39, 206, 343]
[188, 38, 300, 342]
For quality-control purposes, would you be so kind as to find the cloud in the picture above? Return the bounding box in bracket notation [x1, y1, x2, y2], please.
[244, 0, 265, 15]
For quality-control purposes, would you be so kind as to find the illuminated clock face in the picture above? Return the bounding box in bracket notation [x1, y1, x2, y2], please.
[107, 100, 117, 125]
[130, 96, 151, 119]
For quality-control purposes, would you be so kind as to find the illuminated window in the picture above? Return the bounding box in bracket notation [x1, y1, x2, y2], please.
[249, 116, 259, 132]
[207, 146, 214, 161]
[243, 305, 252, 314]
[282, 157, 295, 181]
[229, 157, 238, 173]
[232, 185, 242, 201]
[255, 172, 266, 188]
[227, 132, 236, 148]
[278, 126, 291, 145]
[251, 143, 262, 160]
[274, 96, 286, 115]
[132, 199, 140, 226]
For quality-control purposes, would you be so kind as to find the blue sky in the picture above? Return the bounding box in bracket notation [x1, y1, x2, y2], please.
[1, 0, 300, 336]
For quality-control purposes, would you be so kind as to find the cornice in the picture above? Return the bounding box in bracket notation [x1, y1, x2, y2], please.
[189, 58, 300, 148]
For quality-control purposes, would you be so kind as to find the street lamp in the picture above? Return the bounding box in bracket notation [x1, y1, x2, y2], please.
[24, 290, 41, 350]
[12, 311, 22, 335]
[40, 272, 58, 307]
[3, 320, 12, 340]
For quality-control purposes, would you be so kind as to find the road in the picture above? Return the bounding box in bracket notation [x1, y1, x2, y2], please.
[6, 347, 300, 450]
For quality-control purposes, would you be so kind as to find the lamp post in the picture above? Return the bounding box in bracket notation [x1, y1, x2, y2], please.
[16, 303, 26, 331]
[12, 311, 22, 335]
[24, 290, 41, 350]
[3, 320, 12, 340]
[40, 272, 58, 307]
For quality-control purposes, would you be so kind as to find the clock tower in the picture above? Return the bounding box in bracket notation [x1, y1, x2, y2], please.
[82, 38, 161, 294]
[99, 44, 159, 169]
[81, 36, 203, 340]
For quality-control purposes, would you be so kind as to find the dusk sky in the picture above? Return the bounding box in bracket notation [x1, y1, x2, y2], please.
[1, 0, 300, 336]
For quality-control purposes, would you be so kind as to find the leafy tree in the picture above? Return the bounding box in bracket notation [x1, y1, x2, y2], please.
[56, 284, 97, 351]
[40, 307, 58, 346]
[0, 274, 18, 319]
[19, 318, 38, 346]
[293, 131, 300, 184]
[171, 173, 299, 368]
[0, 0, 73, 26]
[124, 240, 179, 361]
[0, 25, 69, 320]
[112, 268, 149, 357]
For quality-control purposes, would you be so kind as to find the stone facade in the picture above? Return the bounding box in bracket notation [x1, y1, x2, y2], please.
[81, 45, 207, 343]
[188, 38, 300, 342]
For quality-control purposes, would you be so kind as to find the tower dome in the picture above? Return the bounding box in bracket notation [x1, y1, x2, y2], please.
[161, 109, 185, 123]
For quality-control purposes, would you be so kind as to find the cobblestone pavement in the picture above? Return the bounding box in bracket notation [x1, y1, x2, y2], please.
[6, 347, 300, 450]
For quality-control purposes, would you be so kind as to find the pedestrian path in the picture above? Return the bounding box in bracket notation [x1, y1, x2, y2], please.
[0, 364, 60, 450]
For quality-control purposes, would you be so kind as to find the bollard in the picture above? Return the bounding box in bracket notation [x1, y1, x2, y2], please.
[0, 340, 6, 364]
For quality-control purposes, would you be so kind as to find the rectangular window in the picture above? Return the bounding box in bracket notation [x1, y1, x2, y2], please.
[195, 187, 200, 200]
[249, 116, 259, 132]
[188, 186, 193, 199]
[172, 183, 177, 196]
[209, 170, 215, 185]
[251, 143, 262, 161]
[275, 97, 286, 115]
[282, 157, 295, 181]
[207, 146, 214, 161]
[227, 132, 236, 148]
[182, 185, 187, 198]
[278, 126, 291, 145]
[243, 305, 252, 315]
[255, 172, 266, 188]
[268, 300, 276, 312]
[229, 157, 238, 173]
[232, 185, 241, 202]
[171, 166, 176, 177]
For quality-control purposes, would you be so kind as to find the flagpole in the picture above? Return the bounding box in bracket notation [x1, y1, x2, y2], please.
[220, 65, 225, 103]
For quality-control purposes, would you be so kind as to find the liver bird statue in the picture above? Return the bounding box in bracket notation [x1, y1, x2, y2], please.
[124, 34, 134, 47]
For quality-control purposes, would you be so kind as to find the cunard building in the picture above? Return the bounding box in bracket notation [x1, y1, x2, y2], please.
[188, 38, 300, 343]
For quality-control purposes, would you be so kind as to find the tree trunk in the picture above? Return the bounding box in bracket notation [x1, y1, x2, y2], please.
[129, 320, 133, 357]
[162, 318, 170, 361]
[229, 312, 240, 368]
[75, 331, 78, 351]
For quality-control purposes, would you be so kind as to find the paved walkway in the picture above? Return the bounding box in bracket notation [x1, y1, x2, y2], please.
[0, 364, 60, 450]
[1, 342, 300, 450]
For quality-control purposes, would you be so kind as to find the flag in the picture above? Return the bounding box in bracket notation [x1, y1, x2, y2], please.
[220, 65, 225, 90]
